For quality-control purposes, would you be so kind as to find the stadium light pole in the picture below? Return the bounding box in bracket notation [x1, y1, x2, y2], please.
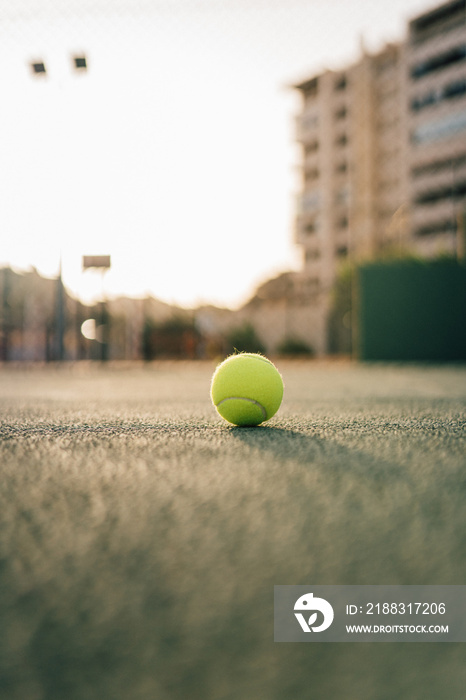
[82, 256, 111, 362]
[29, 53, 88, 361]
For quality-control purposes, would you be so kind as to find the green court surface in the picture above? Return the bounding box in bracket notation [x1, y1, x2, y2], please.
[1, 360, 465, 699]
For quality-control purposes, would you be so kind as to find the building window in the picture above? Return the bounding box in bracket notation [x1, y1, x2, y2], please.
[299, 112, 319, 134]
[335, 161, 348, 174]
[411, 91, 438, 111]
[336, 245, 348, 258]
[305, 249, 320, 262]
[411, 44, 466, 80]
[410, 0, 466, 43]
[335, 75, 347, 91]
[337, 216, 349, 229]
[414, 219, 457, 237]
[334, 185, 350, 204]
[411, 111, 466, 144]
[444, 79, 466, 99]
[415, 181, 466, 205]
[335, 106, 347, 120]
[303, 114, 318, 128]
[304, 141, 319, 155]
[300, 190, 321, 213]
[335, 133, 348, 147]
[411, 153, 466, 177]
[411, 78, 466, 112]
[304, 167, 319, 183]
[304, 219, 318, 234]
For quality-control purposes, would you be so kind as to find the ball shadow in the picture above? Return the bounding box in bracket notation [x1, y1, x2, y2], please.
[226, 423, 413, 487]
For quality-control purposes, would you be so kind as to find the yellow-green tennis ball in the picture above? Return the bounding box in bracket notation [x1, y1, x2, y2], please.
[210, 353, 284, 426]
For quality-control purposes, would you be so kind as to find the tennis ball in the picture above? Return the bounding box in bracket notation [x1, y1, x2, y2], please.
[210, 353, 284, 426]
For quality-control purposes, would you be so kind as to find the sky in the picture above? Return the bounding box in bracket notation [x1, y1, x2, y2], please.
[0, 0, 434, 309]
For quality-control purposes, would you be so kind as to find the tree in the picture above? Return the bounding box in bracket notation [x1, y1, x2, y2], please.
[225, 323, 266, 355]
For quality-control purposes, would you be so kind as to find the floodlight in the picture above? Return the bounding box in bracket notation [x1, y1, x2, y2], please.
[31, 61, 46, 75]
[73, 55, 87, 71]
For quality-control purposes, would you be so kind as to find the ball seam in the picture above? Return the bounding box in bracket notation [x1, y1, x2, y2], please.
[216, 397, 267, 420]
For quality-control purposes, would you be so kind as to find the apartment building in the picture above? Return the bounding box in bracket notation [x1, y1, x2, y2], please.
[293, 42, 407, 298]
[292, 0, 466, 353]
[407, 0, 466, 257]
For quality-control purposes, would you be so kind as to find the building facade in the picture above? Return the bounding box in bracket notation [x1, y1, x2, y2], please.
[406, 0, 466, 257]
[293, 41, 408, 297]
[292, 0, 466, 354]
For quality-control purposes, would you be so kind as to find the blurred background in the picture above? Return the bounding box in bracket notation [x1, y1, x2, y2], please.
[0, 0, 465, 363]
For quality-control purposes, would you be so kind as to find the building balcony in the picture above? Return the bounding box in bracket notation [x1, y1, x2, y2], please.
[410, 107, 466, 146]
[295, 190, 321, 215]
[412, 231, 457, 259]
[411, 198, 462, 229]
[295, 214, 321, 244]
[295, 112, 320, 143]
[303, 151, 320, 172]
[409, 39, 466, 81]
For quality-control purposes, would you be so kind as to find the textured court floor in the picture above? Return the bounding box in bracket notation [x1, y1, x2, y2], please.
[1, 360, 465, 700]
